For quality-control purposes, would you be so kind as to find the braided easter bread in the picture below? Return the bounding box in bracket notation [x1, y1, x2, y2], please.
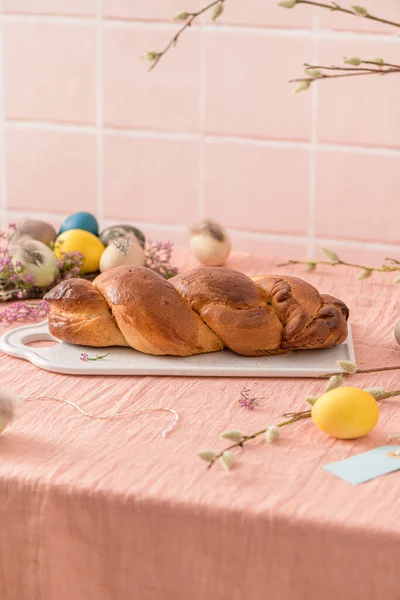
[44, 266, 349, 357]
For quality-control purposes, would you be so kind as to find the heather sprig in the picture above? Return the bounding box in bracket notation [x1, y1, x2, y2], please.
[144, 240, 178, 279]
[0, 300, 50, 324]
[80, 352, 110, 362]
[55, 250, 85, 283]
[0, 224, 34, 298]
[238, 386, 262, 410]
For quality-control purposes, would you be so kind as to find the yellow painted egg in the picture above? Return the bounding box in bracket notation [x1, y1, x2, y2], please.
[311, 387, 379, 440]
[55, 229, 105, 273]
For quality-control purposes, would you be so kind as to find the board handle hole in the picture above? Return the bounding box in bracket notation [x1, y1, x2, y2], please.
[25, 340, 59, 348]
[22, 333, 60, 348]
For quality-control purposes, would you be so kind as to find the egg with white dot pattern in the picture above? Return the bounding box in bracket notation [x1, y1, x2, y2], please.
[99, 235, 145, 273]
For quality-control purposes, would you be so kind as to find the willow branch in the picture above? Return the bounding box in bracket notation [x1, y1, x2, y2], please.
[277, 258, 400, 273]
[207, 412, 311, 470]
[317, 366, 400, 379]
[304, 61, 400, 73]
[207, 389, 400, 469]
[291, 67, 400, 88]
[277, 248, 400, 280]
[146, 0, 224, 70]
[146, 1, 400, 71]
[295, 1, 400, 28]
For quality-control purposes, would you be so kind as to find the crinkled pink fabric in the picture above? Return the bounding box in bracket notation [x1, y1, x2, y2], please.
[0, 251, 399, 600]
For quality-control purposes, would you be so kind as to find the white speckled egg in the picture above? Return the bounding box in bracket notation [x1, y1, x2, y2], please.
[12, 239, 59, 287]
[99, 235, 145, 273]
[190, 220, 231, 267]
[395, 321, 400, 345]
[13, 219, 57, 246]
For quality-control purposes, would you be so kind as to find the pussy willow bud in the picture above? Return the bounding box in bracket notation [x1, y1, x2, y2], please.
[305, 396, 318, 407]
[344, 57, 362, 66]
[265, 426, 280, 444]
[294, 80, 311, 94]
[220, 430, 244, 443]
[306, 262, 317, 271]
[212, 2, 224, 20]
[322, 248, 339, 263]
[351, 5, 368, 16]
[393, 275, 400, 284]
[197, 450, 217, 463]
[278, 0, 297, 7]
[365, 387, 387, 400]
[369, 58, 384, 65]
[357, 268, 372, 280]
[220, 450, 234, 470]
[172, 11, 190, 21]
[305, 68, 322, 78]
[337, 360, 358, 374]
[141, 51, 159, 61]
[324, 375, 344, 393]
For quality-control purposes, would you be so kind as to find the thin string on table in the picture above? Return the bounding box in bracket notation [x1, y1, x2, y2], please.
[25, 396, 180, 438]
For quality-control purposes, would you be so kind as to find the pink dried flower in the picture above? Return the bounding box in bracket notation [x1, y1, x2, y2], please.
[80, 352, 109, 362]
[23, 274, 35, 284]
[0, 224, 36, 295]
[238, 387, 261, 410]
[54, 250, 84, 285]
[0, 300, 49, 324]
[144, 239, 178, 279]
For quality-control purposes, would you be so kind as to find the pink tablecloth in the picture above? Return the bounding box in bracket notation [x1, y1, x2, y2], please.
[0, 251, 399, 600]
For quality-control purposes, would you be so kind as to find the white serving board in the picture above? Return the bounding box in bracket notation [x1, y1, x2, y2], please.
[0, 321, 356, 378]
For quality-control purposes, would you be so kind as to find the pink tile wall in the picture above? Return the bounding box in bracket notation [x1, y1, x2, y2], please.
[0, 0, 399, 265]
[4, 21, 96, 124]
[3, 0, 96, 17]
[205, 31, 313, 141]
[103, 25, 200, 131]
[6, 127, 97, 213]
[103, 134, 199, 223]
[204, 141, 310, 234]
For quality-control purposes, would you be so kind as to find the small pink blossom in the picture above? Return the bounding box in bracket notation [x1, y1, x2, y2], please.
[23, 274, 35, 284]
[238, 387, 261, 410]
[0, 300, 49, 324]
[80, 352, 109, 362]
[144, 239, 178, 279]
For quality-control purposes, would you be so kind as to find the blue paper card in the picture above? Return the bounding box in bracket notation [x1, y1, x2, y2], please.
[323, 446, 400, 485]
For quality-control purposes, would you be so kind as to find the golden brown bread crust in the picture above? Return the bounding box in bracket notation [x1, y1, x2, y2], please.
[44, 279, 128, 347]
[170, 268, 283, 355]
[93, 266, 223, 356]
[44, 266, 349, 356]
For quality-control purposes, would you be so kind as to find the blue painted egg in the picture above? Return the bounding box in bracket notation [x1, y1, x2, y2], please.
[59, 212, 99, 236]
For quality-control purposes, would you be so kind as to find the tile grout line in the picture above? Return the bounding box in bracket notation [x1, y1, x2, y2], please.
[96, 0, 104, 229]
[5, 120, 400, 158]
[198, 17, 206, 221]
[0, 8, 7, 228]
[307, 9, 319, 260]
[2, 14, 399, 44]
